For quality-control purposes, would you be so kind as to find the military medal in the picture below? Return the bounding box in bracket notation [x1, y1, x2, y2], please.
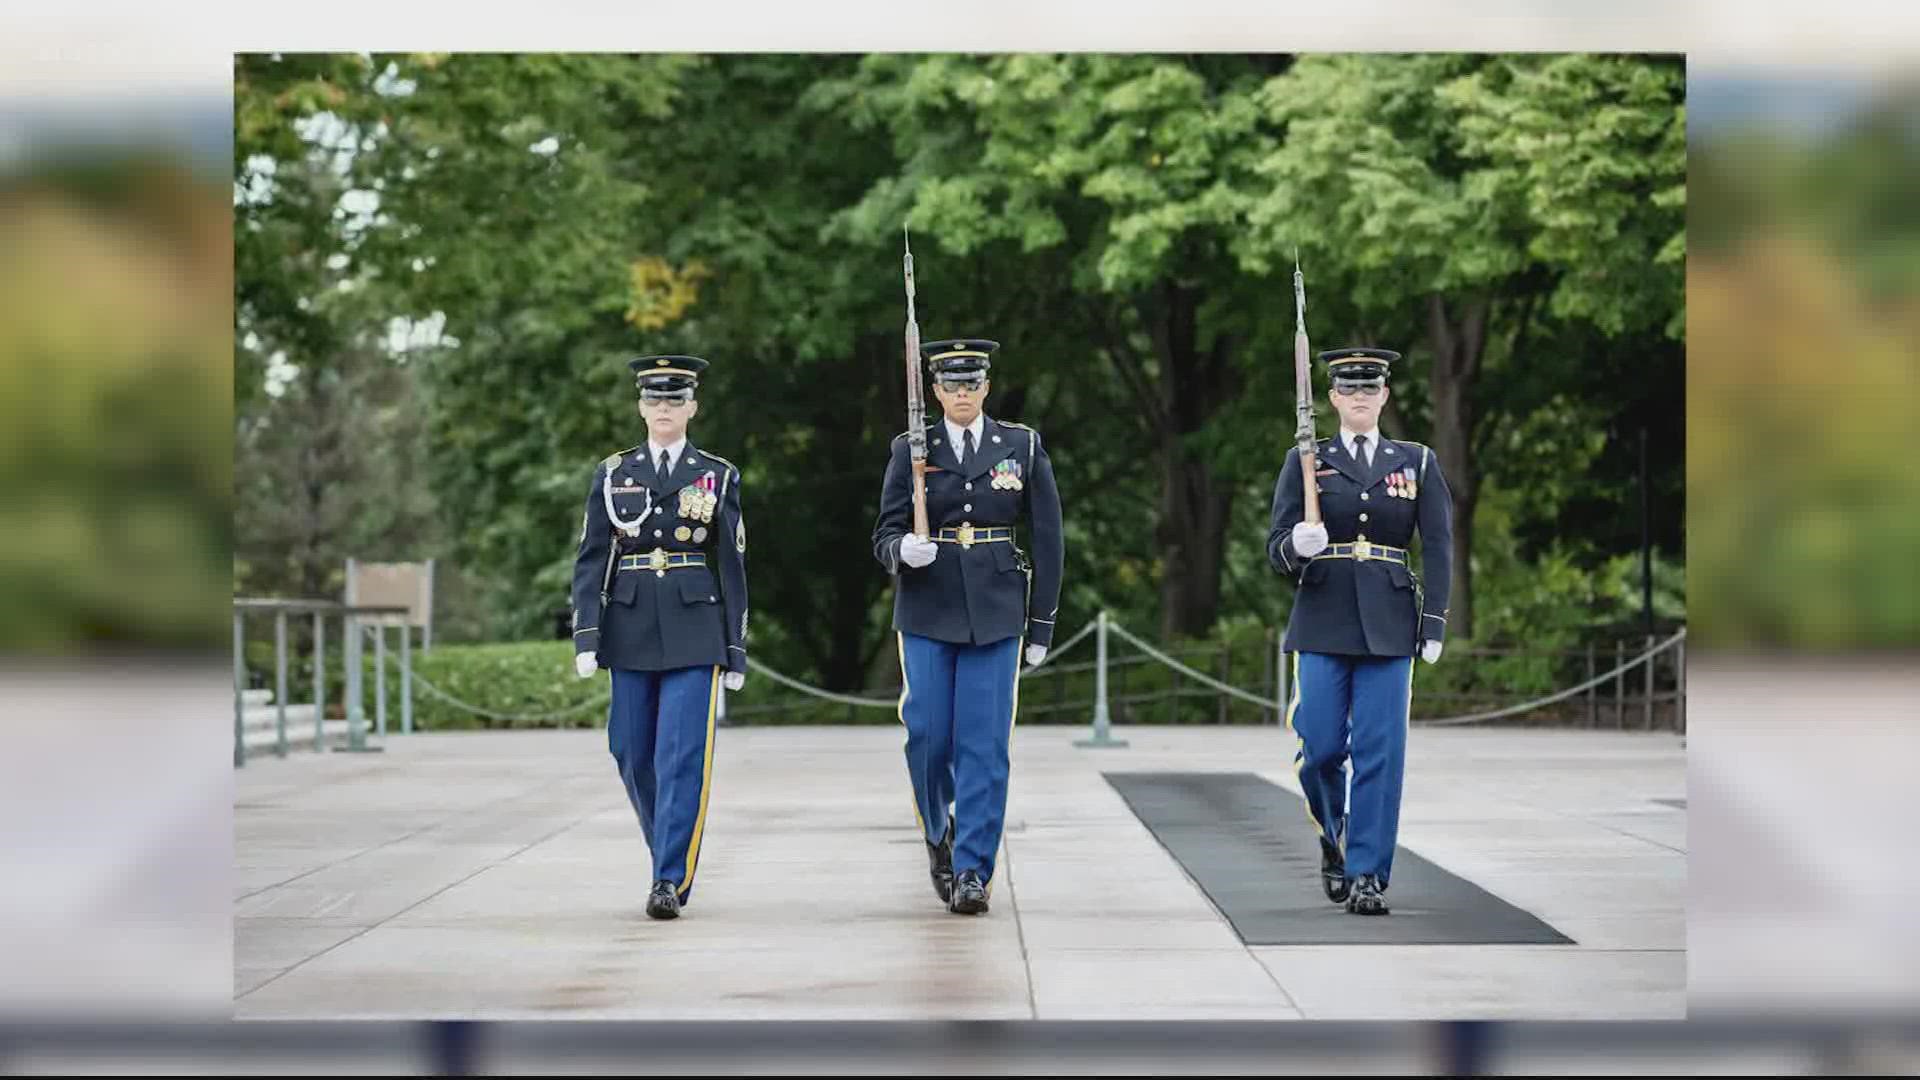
[675, 526, 692, 542]
[693, 527, 708, 543]
[990, 458, 1023, 491]
[678, 470, 719, 522]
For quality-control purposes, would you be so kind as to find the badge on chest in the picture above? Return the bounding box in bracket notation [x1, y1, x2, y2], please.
[1387, 467, 1417, 499]
[989, 458, 1023, 491]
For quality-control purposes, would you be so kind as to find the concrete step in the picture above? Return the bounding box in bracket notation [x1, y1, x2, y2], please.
[242, 718, 358, 753]
[243, 704, 321, 733]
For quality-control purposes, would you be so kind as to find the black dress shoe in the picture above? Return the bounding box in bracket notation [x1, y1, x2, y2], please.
[645, 879, 680, 920]
[1345, 873, 1388, 916]
[948, 869, 989, 915]
[1320, 840, 1350, 904]
[926, 822, 955, 904]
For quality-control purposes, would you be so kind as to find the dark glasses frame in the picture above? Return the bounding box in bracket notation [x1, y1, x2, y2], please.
[1332, 381, 1385, 397]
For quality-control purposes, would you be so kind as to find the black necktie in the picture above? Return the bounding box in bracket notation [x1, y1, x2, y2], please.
[962, 428, 975, 470]
[1354, 434, 1369, 470]
[656, 449, 671, 488]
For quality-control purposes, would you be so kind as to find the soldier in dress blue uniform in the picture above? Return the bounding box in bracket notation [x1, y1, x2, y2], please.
[1267, 347, 1452, 916]
[570, 355, 749, 920]
[872, 338, 1063, 915]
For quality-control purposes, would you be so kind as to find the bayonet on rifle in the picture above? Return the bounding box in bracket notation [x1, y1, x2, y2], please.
[904, 227, 930, 537]
[1293, 248, 1322, 523]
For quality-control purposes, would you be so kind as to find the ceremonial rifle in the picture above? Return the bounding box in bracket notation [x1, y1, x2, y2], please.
[903, 227, 930, 538]
[1293, 249, 1321, 523]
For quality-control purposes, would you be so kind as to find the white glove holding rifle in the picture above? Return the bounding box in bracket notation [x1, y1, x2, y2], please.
[1291, 520, 1329, 559]
[899, 533, 939, 568]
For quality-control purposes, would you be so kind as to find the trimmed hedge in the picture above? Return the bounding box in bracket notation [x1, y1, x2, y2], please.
[242, 637, 607, 731]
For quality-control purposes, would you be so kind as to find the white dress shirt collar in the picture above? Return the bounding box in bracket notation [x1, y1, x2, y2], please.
[944, 413, 987, 457]
[1340, 425, 1383, 463]
[646, 436, 687, 473]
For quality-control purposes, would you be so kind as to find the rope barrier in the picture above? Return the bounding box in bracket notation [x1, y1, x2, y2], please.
[402, 661, 612, 723]
[742, 616, 1100, 708]
[1410, 627, 1686, 726]
[1106, 616, 1684, 727]
[747, 660, 896, 709]
[356, 615, 1682, 732]
[363, 617, 1104, 721]
[1103, 619, 1281, 711]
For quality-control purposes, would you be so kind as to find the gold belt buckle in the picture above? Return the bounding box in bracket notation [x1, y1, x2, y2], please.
[958, 523, 975, 549]
[649, 547, 668, 574]
[1354, 539, 1374, 561]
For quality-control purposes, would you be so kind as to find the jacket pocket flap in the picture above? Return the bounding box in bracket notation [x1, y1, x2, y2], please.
[990, 542, 1022, 574]
[676, 574, 719, 605]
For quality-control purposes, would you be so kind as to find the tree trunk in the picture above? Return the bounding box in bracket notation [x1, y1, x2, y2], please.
[1156, 449, 1232, 639]
[796, 333, 914, 691]
[1142, 283, 1240, 640]
[1425, 292, 1487, 641]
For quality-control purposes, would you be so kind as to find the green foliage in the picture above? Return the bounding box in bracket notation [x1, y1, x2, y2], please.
[243, 636, 606, 731]
[0, 158, 230, 650]
[1242, 53, 1685, 337]
[1683, 86, 1920, 646]
[232, 52, 1695, 691]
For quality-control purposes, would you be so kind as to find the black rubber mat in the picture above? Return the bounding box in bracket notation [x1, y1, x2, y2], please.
[1104, 772, 1575, 946]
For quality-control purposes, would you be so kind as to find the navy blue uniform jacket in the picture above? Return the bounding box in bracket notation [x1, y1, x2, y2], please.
[872, 416, 1064, 649]
[1267, 435, 1452, 656]
[571, 443, 748, 674]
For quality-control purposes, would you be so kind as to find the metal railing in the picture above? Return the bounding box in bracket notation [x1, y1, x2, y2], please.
[232, 598, 412, 766]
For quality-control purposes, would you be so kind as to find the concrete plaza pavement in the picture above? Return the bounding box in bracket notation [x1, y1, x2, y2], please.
[233, 723, 1686, 1021]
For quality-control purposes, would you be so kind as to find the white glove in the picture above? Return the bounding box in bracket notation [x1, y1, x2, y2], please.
[1291, 520, 1329, 558]
[1025, 644, 1048, 667]
[899, 534, 938, 569]
[574, 652, 598, 679]
[723, 671, 745, 691]
[1421, 640, 1443, 665]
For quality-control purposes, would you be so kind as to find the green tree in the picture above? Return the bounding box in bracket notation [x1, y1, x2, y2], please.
[814, 54, 1293, 639]
[1241, 53, 1685, 638]
[230, 52, 1691, 697]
